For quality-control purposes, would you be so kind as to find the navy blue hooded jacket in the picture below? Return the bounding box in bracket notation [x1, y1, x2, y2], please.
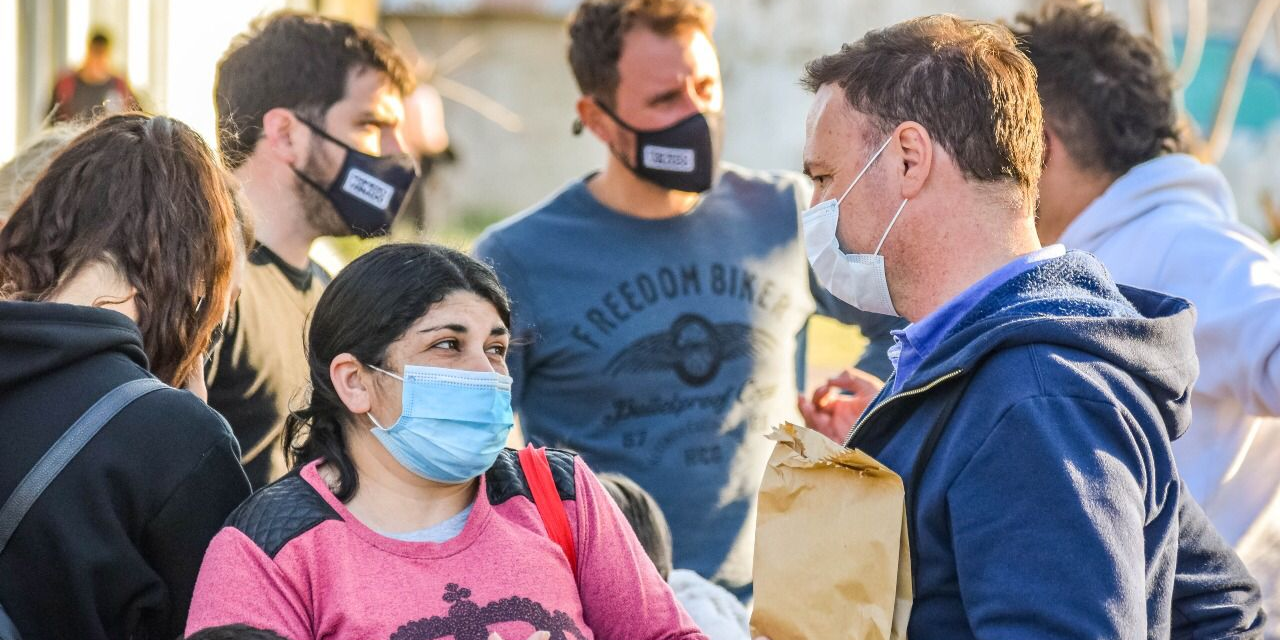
[846, 251, 1264, 639]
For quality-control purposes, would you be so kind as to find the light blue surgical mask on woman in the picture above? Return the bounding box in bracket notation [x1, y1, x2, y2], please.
[366, 364, 514, 484]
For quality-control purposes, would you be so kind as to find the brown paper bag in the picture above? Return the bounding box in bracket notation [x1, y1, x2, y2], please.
[750, 423, 912, 640]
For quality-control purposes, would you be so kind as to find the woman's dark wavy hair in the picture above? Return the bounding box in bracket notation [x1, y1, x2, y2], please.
[285, 243, 512, 501]
[0, 113, 246, 386]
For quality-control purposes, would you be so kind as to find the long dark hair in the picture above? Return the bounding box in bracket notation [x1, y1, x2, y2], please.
[0, 113, 246, 386]
[286, 243, 512, 501]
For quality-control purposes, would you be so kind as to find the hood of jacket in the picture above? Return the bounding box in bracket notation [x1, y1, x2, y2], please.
[0, 300, 147, 393]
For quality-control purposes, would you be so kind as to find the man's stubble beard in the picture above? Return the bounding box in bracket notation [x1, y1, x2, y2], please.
[295, 142, 352, 238]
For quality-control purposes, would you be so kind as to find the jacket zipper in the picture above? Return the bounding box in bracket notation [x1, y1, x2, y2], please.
[843, 369, 965, 446]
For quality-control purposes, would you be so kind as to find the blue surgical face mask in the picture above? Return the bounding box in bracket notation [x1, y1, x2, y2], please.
[366, 364, 514, 484]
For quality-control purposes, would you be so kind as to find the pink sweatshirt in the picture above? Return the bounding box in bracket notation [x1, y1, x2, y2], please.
[186, 453, 705, 640]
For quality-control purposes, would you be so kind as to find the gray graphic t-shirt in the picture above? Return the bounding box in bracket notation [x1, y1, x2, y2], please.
[474, 165, 826, 597]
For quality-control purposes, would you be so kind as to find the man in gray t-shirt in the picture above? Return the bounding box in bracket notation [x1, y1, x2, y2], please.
[474, 0, 897, 599]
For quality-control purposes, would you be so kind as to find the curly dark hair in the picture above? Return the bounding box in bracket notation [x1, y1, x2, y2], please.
[0, 113, 247, 387]
[1009, 1, 1181, 175]
[215, 11, 413, 169]
[568, 0, 715, 106]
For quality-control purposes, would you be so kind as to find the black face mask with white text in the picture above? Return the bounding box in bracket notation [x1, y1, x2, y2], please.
[292, 116, 420, 238]
[594, 101, 723, 194]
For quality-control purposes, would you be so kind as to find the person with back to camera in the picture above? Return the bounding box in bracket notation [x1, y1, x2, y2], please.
[0, 113, 252, 640]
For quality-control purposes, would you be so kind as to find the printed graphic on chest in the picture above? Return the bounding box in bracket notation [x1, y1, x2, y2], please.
[567, 263, 793, 387]
[606, 313, 774, 387]
[390, 583, 586, 640]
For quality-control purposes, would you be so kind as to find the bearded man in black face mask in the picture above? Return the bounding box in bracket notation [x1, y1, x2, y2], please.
[473, 0, 887, 601]
[210, 12, 419, 486]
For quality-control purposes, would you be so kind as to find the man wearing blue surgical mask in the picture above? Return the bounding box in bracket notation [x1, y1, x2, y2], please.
[207, 12, 419, 486]
[473, 0, 895, 602]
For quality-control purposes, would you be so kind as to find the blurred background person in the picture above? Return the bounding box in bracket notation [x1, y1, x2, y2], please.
[1011, 1, 1280, 624]
[207, 11, 418, 486]
[598, 472, 750, 640]
[0, 113, 251, 640]
[46, 30, 139, 123]
[396, 82, 457, 235]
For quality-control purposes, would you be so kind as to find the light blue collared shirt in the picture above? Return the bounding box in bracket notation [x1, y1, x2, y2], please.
[888, 245, 1066, 393]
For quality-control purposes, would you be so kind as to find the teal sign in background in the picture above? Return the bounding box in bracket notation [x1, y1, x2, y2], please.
[1176, 35, 1280, 132]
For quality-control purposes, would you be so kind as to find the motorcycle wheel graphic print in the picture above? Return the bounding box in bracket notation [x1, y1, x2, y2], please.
[605, 313, 775, 387]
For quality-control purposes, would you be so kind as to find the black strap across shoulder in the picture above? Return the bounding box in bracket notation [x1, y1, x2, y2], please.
[0, 376, 167, 640]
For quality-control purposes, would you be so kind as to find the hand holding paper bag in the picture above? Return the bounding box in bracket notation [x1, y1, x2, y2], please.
[750, 423, 912, 640]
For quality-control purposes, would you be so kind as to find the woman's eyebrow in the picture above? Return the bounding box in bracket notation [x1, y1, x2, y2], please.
[417, 324, 467, 334]
[416, 324, 509, 336]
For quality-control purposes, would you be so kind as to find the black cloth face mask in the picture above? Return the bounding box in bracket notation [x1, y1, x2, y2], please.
[594, 101, 723, 194]
[291, 116, 420, 238]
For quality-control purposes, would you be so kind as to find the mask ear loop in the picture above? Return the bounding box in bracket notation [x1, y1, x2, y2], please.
[874, 199, 909, 256]
[836, 136, 894, 205]
[367, 364, 404, 381]
[365, 364, 403, 430]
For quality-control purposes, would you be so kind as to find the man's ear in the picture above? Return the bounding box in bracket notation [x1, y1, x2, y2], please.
[331, 352, 373, 415]
[259, 107, 306, 166]
[895, 121, 933, 200]
[576, 97, 621, 146]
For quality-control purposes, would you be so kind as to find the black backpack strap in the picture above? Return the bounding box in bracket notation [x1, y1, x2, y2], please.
[0, 377, 167, 554]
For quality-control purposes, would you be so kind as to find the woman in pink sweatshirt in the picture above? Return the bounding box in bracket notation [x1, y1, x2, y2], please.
[186, 244, 706, 640]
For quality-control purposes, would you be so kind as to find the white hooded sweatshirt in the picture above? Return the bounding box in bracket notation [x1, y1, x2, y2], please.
[1059, 153, 1280, 606]
[668, 569, 750, 640]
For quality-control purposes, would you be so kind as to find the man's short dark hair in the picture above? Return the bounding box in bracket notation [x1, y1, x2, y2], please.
[802, 15, 1044, 206]
[1010, 2, 1180, 176]
[567, 0, 715, 106]
[214, 11, 413, 169]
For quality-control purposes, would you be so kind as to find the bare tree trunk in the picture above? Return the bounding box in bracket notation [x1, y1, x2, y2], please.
[1174, 0, 1209, 87]
[1204, 0, 1280, 162]
[1146, 0, 1174, 57]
